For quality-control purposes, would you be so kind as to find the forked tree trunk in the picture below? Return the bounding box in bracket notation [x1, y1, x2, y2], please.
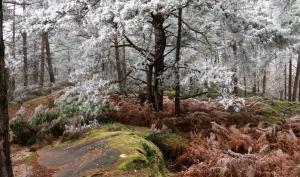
[39, 36, 45, 87]
[293, 54, 300, 101]
[152, 13, 166, 111]
[175, 8, 182, 116]
[288, 59, 293, 101]
[43, 32, 55, 83]
[0, 0, 14, 175]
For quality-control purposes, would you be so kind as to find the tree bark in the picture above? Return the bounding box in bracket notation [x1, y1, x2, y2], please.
[43, 32, 55, 83]
[0, 0, 14, 175]
[147, 65, 154, 104]
[32, 40, 39, 84]
[257, 79, 260, 93]
[175, 8, 182, 116]
[293, 52, 300, 101]
[39, 36, 45, 87]
[120, 41, 127, 93]
[262, 67, 267, 96]
[22, 32, 28, 86]
[288, 59, 293, 101]
[284, 64, 287, 100]
[298, 74, 300, 101]
[12, 0, 16, 59]
[22, 0, 28, 86]
[231, 41, 239, 96]
[252, 72, 256, 95]
[152, 13, 166, 111]
[113, 25, 125, 94]
[244, 76, 247, 97]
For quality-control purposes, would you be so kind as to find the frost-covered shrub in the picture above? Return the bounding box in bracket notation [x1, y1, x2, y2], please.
[49, 116, 68, 138]
[31, 105, 59, 127]
[55, 77, 114, 132]
[219, 97, 245, 112]
[10, 114, 36, 146]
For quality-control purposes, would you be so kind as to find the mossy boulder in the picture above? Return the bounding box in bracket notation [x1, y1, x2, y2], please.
[41, 126, 169, 177]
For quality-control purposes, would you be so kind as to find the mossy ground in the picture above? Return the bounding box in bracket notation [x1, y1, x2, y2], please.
[257, 100, 300, 124]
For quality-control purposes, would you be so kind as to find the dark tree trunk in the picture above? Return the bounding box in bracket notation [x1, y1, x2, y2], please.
[12, 0, 16, 59]
[147, 65, 154, 104]
[22, 32, 28, 86]
[293, 53, 300, 101]
[120, 41, 127, 93]
[152, 13, 166, 111]
[22, 0, 28, 86]
[252, 72, 256, 95]
[263, 68, 267, 96]
[231, 41, 238, 96]
[288, 59, 292, 101]
[0, 0, 14, 175]
[113, 26, 125, 94]
[43, 32, 55, 83]
[33, 40, 39, 84]
[285, 64, 287, 100]
[298, 75, 300, 101]
[257, 79, 260, 93]
[39, 36, 45, 87]
[244, 76, 247, 97]
[175, 8, 182, 116]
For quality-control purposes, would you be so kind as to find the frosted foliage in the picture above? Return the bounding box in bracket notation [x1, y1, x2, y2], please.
[55, 76, 111, 116]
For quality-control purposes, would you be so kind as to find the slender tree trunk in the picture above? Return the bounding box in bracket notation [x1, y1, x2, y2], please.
[298, 75, 300, 101]
[175, 8, 182, 116]
[22, 0, 28, 86]
[257, 79, 260, 93]
[284, 64, 287, 100]
[113, 25, 124, 94]
[293, 52, 300, 101]
[33, 40, 39, 84]
[252, 72, 256, 95]
[22, 32, 28, 86]
[0, 0, 14, 175]
[232, 41, 239, 96]
[244, 76, 247, 97]
[263, 68, 267, 96]
[43, 32, 55, 83]
[12, 0, 16, 59]
[152, 13, 166, 111]
[288, 59, 292, 101]
[120, 41, 127, 93]
[39, 36, 45, 87]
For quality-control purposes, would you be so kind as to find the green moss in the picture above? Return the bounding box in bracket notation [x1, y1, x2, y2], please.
[52, 124, 169, 176]
[164, 90, 176, 99]
[147, 133, 188, 161]
[256, 100, 300, 125]
[114, 134, 168, 176]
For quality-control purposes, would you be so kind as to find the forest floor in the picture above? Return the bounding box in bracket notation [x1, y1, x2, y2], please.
[9, 93, 300, 177]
